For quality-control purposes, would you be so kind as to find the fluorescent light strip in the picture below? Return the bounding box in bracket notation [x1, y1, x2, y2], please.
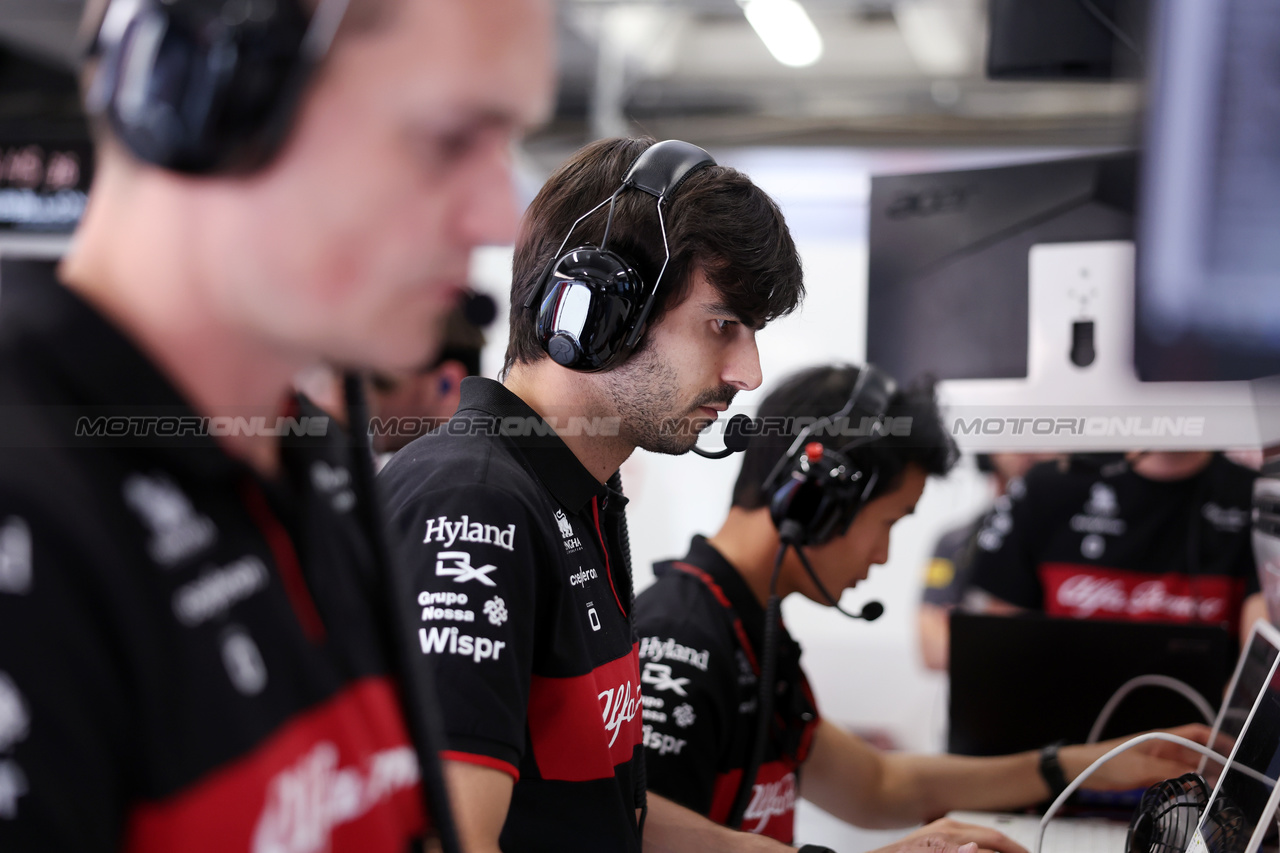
[739, 0, 823, 68]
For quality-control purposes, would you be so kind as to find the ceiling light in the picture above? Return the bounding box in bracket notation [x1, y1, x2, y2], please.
[738, 0, 824, 68]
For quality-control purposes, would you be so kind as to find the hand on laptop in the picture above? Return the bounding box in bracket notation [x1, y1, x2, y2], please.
[875, 816, 1030, 853]
[1060, 723, 1211, 791]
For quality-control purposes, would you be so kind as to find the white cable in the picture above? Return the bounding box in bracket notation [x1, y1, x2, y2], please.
[1087, 675, 1217, 744]
[1036, 733, 1227, 853]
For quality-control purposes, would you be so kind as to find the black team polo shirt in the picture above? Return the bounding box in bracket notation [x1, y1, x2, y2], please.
[634, 535, 821, 844]
[0, 262, 429, 851]
[379, 377, 645, 852]
[969, 457, 1259, 632]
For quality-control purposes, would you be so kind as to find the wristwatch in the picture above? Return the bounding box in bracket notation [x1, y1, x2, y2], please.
[1039, 742, 1069, 801]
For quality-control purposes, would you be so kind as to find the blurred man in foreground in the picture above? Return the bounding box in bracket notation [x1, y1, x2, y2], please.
[0, 0, 553, 849]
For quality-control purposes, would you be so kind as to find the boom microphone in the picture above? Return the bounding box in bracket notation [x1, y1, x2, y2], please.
[461, 290, 497, 328]
[855, 601, 884, 622]
[692, 414, 754, 460]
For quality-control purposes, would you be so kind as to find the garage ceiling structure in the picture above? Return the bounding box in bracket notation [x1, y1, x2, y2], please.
[0, 0, 1144, 155]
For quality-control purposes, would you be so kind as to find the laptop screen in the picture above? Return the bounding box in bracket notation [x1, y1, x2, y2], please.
[1197, 636, 1280, 853]
[1202, 621, 1280, 787]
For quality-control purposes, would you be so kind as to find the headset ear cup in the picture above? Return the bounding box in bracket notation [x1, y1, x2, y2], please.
[98, 0, 312, 175]
[534, 247, 646, 372]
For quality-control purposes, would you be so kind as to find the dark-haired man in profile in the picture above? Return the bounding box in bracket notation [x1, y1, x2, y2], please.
[380, 135, 805, 852]
[635, 365, 1209, 848]
[0, 0, 553, 849]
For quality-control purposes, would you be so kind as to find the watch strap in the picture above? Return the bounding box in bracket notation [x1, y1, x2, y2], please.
[1039, 742, 1069, 801]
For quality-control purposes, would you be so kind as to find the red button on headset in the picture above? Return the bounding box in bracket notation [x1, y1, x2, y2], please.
[804, 442, 825, 463]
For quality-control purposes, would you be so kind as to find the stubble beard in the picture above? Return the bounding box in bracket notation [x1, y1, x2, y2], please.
[600, 340, 737, 456]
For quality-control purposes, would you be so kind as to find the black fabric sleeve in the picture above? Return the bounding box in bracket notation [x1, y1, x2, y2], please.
[382, 483, 543, 776]
[632, 583, 738, 816]
[921, 523, 979, 607]
[0, 500, 131, 853]
[967, 473, 1053, 610]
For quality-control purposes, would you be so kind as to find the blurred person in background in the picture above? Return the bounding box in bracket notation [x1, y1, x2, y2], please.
[918, 453, 1061, 672]
[966, 452, 1265, 643]
[369, 304, 487, 456]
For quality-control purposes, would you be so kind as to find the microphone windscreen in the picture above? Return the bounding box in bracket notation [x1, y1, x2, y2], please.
[462, 291, 497, 328]
[723, 414, 754, 453]
[859, 601, 884, 622]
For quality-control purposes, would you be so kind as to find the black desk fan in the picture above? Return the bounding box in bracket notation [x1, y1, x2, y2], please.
[1126, 774, 1247, 853]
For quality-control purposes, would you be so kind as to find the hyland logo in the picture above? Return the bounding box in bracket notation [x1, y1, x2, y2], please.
[642, 724, 686, 756]
[122, 472, 217, 566]
[418, 625, 506, 663]
[435, 551, 497, 586]
[598, 680, 642, 748]
[554, 509, 582, 553]
[310, 461, 355, 514]
[743, 772, 797, 835]
[641, 662, 690, 697]
[423, 515, 516, 551]
[639, 636, 710, 671]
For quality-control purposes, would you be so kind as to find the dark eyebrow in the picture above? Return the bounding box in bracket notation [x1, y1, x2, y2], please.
[704, 299, 761, 331]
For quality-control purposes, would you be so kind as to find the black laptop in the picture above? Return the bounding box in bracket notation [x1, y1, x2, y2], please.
[948, 612, 1234, 756]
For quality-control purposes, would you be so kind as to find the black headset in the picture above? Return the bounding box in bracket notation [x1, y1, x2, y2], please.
[762, 364, 899, 548]
[85, 0, 350, 175]
[522, 139, 717, 372]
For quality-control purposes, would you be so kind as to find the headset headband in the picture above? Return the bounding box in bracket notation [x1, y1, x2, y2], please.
[763, 365, 898, 497]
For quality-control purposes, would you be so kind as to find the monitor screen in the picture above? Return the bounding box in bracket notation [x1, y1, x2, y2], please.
[1136, 0, 1280, 382]
[867, 154, 1136, 385]
[987, 0, 1147, 80]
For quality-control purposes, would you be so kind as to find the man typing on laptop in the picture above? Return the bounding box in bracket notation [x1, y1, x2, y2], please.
[633, 365, 1208, 849]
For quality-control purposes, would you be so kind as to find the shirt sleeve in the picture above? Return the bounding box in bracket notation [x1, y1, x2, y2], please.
[0, 499, 131, 853]
[967, 475, 1051, 610]
[632, 584, 737, 816]
[921, 523, 978, 607]
[382, 483, 543, 780]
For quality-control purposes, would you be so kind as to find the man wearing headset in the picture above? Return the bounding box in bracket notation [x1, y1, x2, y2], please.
[634, 365, 1208, 848]
[380, 138, 1040, 853]
[0, 0, 553, 850]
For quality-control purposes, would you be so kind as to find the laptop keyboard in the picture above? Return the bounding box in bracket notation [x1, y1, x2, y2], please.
[947, 811, 1131, 853]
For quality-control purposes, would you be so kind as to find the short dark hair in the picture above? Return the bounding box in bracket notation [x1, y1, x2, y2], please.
[731, 364, 958, 510]
[503, 137, 804, 375]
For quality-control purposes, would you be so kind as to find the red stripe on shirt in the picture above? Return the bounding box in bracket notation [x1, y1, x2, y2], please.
[239, 478, 327, 643]
[592, 495, 628, 618]
[527, 644, 642, 782]
[1038, 563, 1244, 632]
[441, 750, 520, 781]
[123, 677, 425, 853]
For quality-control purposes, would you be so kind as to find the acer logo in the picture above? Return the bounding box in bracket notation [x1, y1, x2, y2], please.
[885, 186, 972, 219]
